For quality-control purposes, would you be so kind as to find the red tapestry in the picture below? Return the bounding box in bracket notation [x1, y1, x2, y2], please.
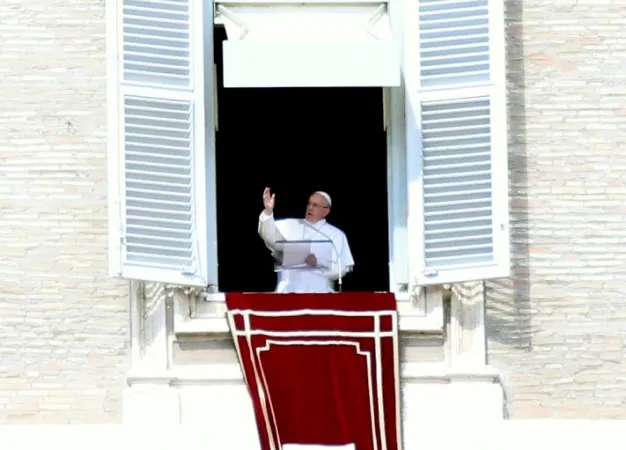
[226, 292, 401, 450]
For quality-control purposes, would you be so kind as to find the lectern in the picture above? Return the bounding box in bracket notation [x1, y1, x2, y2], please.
[226, 291, 400, 450]
[273, 239, 351, 292]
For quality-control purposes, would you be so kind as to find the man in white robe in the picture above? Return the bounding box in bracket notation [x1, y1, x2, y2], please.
[258, 187, 354, 293]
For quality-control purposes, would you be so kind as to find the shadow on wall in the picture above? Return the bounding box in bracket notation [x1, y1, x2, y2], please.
[485, 0, 533, 352]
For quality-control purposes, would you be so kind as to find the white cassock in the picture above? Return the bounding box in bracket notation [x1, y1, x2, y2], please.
[258, 211, 355, 293]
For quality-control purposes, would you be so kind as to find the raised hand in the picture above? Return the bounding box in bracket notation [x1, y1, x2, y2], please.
[262, 187, 275, 213]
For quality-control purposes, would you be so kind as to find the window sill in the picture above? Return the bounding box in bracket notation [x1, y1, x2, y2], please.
[174, 290, 444, 335]
[127, 363, 500, 386]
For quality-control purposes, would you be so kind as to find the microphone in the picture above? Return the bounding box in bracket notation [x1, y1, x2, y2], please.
[301, 220, 344, 292]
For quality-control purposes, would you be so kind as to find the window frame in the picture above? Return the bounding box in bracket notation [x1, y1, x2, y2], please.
[175, 64, 445, 333]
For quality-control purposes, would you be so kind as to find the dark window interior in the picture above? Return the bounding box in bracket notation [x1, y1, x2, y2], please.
[213, 25, 389, 293]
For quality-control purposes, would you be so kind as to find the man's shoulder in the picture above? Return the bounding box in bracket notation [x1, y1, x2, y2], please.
[326, 222, 346, 237]
[276, 217, 300, 224]
[274, 218, 302, 229]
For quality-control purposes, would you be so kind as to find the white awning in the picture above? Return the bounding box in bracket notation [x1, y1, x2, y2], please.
[216, 2, 401, 88]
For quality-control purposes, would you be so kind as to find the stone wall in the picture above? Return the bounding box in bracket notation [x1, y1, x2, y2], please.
[485, 0, 626, 418]
[0, 0, 129, 423]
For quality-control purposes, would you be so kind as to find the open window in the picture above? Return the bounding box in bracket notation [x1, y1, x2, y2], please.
[107, 0, 509, 327]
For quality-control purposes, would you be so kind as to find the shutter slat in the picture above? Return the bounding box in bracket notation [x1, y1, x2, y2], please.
[126, 134, 189, 144]
[421, 142, 489, 153]
[126, 60, 191, 72]
[127, 242, 191, 255]
[126, 159, 192, 170]
[425, 209, 491, 221]
[424, 161, 489, 170]
[426, 241, 492, 253]
[124, 51, 189, 63]
[423, 107, 488, 118]
[127, 187, 190, 198]
[424, 133, 491, 145]
[126, 114, 189, 125]
[127, 215, 190, 227]
[425, 217, 492, 227]
[420, 0, 486, 10]
[428, 180, 491, 192]
[127, 233, 192, 244]
[128, 224, 191, 236]
[124, 43, 188, 56]
[420, 25, 487, 37]
[425, 188, 492, 199]
[421, 50, 489, 63]
[126, 169, 191, 179]
[124, 7, 188, 20]
[123, 70, 189, 83]
[424, 123, 489, 134]
[423, 198, 490, 210]
[127, 151, 190, 163]
[127, 197, 191, 209]
[126, 178, 191, 189]
[425, 225, 491, 236]
[126, 0, 187, 8]
[420, 5, 487, 18]
[126, 251, 190, 262]
[420, 34, 488, 45]
[127, 142, 188, 158]
[426, 234, 492, 246]
[124, 26, 188, 38]
[423, 169, 491, 180]
[421, 42, 488, 54]
[425, 150, 490, 161]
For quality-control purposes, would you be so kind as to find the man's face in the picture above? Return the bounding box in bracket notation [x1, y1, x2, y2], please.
[305, 193, 330, 223]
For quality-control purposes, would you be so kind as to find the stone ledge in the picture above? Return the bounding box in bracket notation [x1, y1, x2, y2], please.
[175, 313, 444, 335]
[174, 290, 445, 334]
[127, 363, 500, 386]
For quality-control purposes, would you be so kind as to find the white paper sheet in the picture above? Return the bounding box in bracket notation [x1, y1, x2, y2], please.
[280, 242, 311, 267]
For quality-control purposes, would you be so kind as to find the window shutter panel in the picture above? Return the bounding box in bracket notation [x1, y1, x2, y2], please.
[407, 0, 509, 286]
[109, 0, 215, 287]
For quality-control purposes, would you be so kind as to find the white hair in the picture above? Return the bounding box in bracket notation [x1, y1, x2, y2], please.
[314, 191, 332, 207]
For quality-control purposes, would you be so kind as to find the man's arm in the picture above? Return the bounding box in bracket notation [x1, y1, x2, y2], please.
[258, 187, 285, 256]
[258, 210, 285, 254]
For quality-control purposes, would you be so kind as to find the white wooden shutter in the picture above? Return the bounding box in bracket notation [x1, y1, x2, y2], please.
[406, 0, 509, 286]
[108, 0, 217, 287]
